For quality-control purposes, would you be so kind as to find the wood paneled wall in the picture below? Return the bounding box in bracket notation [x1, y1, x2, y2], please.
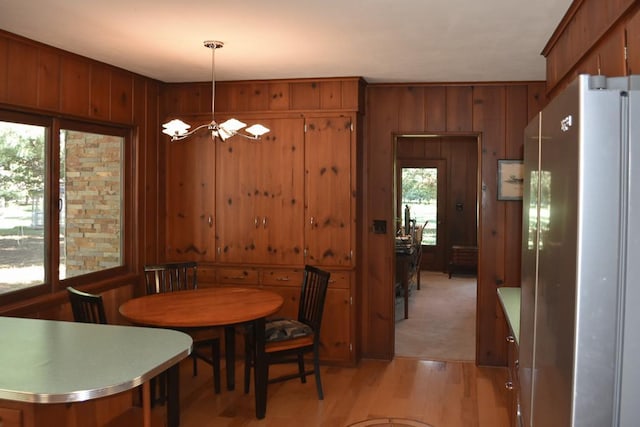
[0, 30, 161, 319]
[363, 83, 545, 365]
[543, 0, 640, 96]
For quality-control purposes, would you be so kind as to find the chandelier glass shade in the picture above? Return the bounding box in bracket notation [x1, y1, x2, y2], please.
[161, 41, 270, 142]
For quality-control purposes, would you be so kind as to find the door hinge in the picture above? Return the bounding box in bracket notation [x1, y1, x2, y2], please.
[304, 123, 307, 133]
[350, 122, 354, 132]
[349, 343, 353, 352]
[624, 45, 628, 61]
[349, 296, 353, 305]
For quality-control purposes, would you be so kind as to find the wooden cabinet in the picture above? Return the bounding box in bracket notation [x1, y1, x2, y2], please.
[216, 117, 305, 265]
[162, 79, 363, 365]
[506, 334, 521, 427]
[166, 126, 216, 262]
[0, 406, 22, 427]
[304, 115, 354, 267]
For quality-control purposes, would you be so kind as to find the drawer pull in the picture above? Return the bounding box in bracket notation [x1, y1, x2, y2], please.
[506, 335, 515, 343]
[226, 276, 246, 280]
[276, 276, 290, 281]
[505, 381, 514, 390]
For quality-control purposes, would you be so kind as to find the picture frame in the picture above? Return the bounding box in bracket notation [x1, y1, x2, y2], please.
[497, 159, 524, 201]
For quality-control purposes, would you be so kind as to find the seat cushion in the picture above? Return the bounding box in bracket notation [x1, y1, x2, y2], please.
[265, 318, 312, 342]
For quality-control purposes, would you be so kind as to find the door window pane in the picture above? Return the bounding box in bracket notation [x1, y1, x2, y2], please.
[0, 121, 46, 295]
[59, 129, 123, 279]
[401, 167, 437, 245]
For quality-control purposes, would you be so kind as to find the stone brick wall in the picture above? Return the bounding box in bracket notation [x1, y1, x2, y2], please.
[62, 130, 122, 278]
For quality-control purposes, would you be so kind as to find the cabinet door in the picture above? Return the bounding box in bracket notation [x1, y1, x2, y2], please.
[304, 116, 354, 266]
[216, 117, 304, 264]
[259, 118, 305, 265]
[166, 128, 216, 261]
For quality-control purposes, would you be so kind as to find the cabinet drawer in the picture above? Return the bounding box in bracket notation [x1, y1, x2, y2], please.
[216, 268, 259, 285]
[0, 407, 22, 427]
[327, 270, 351, 289]
[261, 268, 304, 286]
[197, 266, 217, 286]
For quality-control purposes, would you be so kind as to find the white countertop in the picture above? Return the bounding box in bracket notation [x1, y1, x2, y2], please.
[497, 287, 520, 345]
[0, 316, 192, 404]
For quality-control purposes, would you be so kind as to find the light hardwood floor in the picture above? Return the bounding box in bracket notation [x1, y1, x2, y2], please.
[155, 356, 510, 427]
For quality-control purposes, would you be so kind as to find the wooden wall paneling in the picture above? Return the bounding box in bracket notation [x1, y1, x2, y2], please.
[161, 82, 210, 116]
[444, 138, 477, 249]
[628, 7, 640, 75]
[37, 48, 60, 111]
[446, 86, 473, 131]
[363, 86, 398, 359]
[425, 86, 447, 132]
[267, 82, 289, 110]
[0, 36, 7, 101]
[473, 85, 508, 366]
[290, 81, 321, 110]
[60, 55, 91, 117]
[90, 65, 110, 119]
[398, 86, 425, 132]
[136, 77, 160, 267]
[110, 70, 133, 123]
[503, 86, 527, 288]
[7, 40, 38, 107]
[319, 80, 342, 110]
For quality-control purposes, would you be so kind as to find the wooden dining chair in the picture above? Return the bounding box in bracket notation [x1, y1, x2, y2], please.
[243, 265, 331, 399]
[67, 286, 107, 324]
[143, 261, 222, 394]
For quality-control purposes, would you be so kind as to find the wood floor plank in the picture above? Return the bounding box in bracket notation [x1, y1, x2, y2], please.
[162, 357, 510, 427]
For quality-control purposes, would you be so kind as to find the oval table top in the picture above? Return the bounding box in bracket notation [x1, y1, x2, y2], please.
[119, 286, 284, 328]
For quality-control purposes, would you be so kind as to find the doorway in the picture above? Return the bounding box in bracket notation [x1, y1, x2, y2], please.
[393, 134, 479, 361]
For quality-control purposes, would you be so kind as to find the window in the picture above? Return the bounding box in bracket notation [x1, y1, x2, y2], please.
[401, 167, 438, 245]
[0, 111, 132, 302]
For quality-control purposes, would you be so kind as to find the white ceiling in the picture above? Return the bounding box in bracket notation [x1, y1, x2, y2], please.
[0, 0, 572, 84]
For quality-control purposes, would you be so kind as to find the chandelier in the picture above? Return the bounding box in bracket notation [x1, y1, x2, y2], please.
[161, 41, 270, 142]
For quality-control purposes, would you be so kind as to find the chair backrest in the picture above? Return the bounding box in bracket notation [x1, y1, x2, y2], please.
[143, 261, 198, 294]
[298, 265, 331, 335]
[67, 286, 108, 324]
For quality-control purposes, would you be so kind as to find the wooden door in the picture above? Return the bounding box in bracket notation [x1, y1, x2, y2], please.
[396, 160, 447, 271]
[166, 127, 216, 262]
[216, 117, 304, 264]
[215, 123, 260, 263]
[304, 116, 354, 267]
[258, 118, 305, 265]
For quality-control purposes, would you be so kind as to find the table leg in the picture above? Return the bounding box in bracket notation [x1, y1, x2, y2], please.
[167, 363, 180, 427]
[142, 381, 151, 427]
[253, 317, 268, 419]
[224, 326, 235, 390]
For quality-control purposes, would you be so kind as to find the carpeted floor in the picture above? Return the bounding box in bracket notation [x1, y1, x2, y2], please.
[395, 271, 476, 362]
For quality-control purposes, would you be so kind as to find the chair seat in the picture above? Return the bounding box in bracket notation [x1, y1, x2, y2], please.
[265, 318, 312, 342]
[266, 335, 314, 353]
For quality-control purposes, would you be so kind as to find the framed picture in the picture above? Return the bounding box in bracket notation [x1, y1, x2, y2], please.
[497, 159, 524, 201]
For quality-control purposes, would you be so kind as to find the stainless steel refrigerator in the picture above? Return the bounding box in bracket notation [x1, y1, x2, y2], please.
[520, 74, 640, 427]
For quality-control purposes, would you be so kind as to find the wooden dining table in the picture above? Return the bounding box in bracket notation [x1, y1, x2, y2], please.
[118, 286, 284, 420]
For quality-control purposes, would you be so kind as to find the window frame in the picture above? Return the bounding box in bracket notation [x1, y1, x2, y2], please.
[0, 109, 136, 306]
